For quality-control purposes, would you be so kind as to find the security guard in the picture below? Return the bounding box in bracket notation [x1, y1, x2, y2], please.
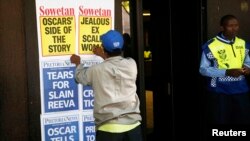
[199, 14, 250, 125]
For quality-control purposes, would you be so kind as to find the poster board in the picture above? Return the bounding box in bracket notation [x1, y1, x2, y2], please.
[35, 0, 114, 140]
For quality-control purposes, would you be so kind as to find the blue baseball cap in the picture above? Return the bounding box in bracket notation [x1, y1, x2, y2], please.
[100, 30, 124, 52]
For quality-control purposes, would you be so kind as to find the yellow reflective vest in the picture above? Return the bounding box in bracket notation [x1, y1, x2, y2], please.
[208, 37, 245, 69]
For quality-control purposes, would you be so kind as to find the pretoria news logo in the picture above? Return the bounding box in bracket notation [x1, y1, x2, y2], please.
[212, 129, 246, 136]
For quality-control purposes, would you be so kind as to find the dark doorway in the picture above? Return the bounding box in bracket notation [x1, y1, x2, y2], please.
[149, 0, 206, 140]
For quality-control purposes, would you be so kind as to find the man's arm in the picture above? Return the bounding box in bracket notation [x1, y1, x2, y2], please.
[199, 52, 226, 77]
[243, 43, 250, 75]
[93, 46, 106, 59]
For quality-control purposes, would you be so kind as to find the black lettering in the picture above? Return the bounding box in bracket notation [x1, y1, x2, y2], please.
[43, 17, 72, 26]
[80, 17, 110, 25]
[81, 44, 101, 51]
[82, 35, 100, 42]
[45, 27, 61, 34]
[48, 44, 71, 53]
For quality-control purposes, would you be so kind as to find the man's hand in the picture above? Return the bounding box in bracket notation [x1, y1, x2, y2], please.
[70, 54, 81, 66]
[226, 68, 244, 77]
[93, 46, 106, 59]
[243, 65, 250, 75]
